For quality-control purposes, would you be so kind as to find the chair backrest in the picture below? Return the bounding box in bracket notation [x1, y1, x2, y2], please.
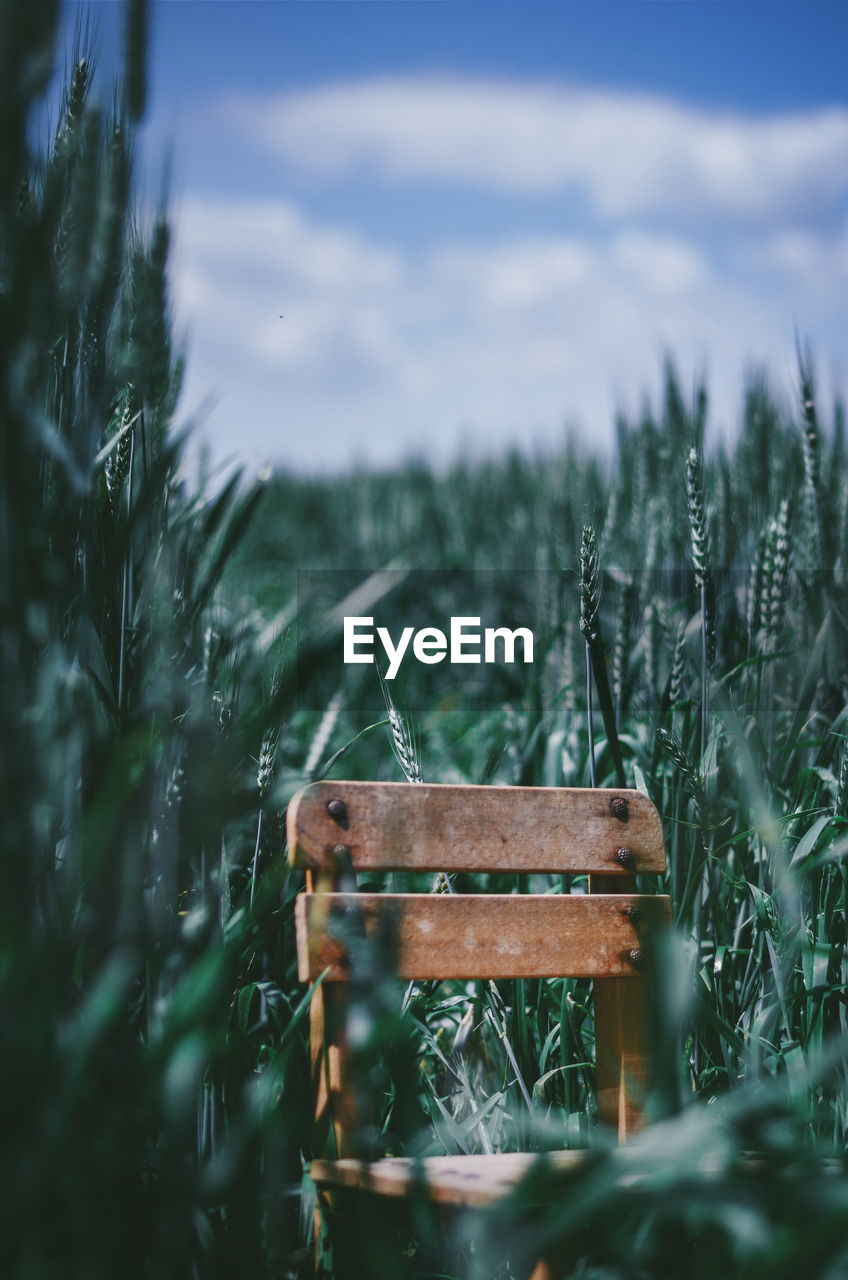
[288, 781, 669, 1152]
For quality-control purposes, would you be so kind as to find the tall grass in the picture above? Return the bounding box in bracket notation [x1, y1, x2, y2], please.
[1, 5, 316, 1276]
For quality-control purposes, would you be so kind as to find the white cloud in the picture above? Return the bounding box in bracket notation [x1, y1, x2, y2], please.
[430, 239, 596, 308]
[170, 195, 845, 471]
[610, 233, 707, 293]
[173, 198, 405, 400]
[225, 75, 848, 221]
[754, 223, 848, 283]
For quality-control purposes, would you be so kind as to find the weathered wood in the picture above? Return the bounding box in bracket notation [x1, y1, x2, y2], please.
[528, 1262, 558, 1280]
[305, 869, 357, 1162]
[590, 872, 650, 1139]
[310, 1151, 587, 1209]
[593, 978, 650, 1139]
[296, 892, 671, 982]
[295, 781, 670, 1277]
[288, 782, 665, 875]
[312, 1148, 761, 1210]
[308, 983, 357, 1156]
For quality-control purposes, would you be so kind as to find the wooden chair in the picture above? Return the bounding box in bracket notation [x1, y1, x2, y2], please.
[288, 781, 670, 1278]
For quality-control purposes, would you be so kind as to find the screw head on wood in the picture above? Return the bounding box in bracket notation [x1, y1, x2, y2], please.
[610, 796, 629, 821]
[628, 948, 646, 972]
[327, 798, 347, 822]
[623, 905, 642, 923]
[331, 843, 351, 864]
[616, 847, 635, 870]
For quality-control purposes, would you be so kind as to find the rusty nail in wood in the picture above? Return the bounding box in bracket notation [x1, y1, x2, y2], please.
[623, 905, 642, 922]
[610, 796, 629, 821]
[616, 847, 635, 870]
[628, 948, 646, 972]
[327, 798, 347, 822]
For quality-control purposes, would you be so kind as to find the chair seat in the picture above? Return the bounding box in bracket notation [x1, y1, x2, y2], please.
[309, 1150, 588, 1208]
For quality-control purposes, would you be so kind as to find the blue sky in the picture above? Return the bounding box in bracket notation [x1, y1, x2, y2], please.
[77, 1, 848, 471]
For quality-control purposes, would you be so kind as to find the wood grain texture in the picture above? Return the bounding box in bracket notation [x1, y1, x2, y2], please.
[593, 979, 650, 1139]
[590, 872, 650, 1140]
[304, 868, 357, 1162]
[288, 781, 665, 875]
[308, 983, 357, 1158]
[310, 1151, 587, 1209]
[295, 892, 671, 982]
[310, 1148, 747, 1211]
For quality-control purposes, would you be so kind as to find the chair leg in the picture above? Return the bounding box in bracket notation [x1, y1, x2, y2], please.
[311, 1190, 332, 1278]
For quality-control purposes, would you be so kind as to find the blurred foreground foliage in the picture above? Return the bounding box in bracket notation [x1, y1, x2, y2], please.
[1, 3, 310, 1276]
[3, 3, 848, 1278]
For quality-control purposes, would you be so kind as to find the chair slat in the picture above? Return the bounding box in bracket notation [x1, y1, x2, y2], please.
[310, 1152, 588, 1208]
[288, 782, 665, 874]
[295, 892, 671, 981]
